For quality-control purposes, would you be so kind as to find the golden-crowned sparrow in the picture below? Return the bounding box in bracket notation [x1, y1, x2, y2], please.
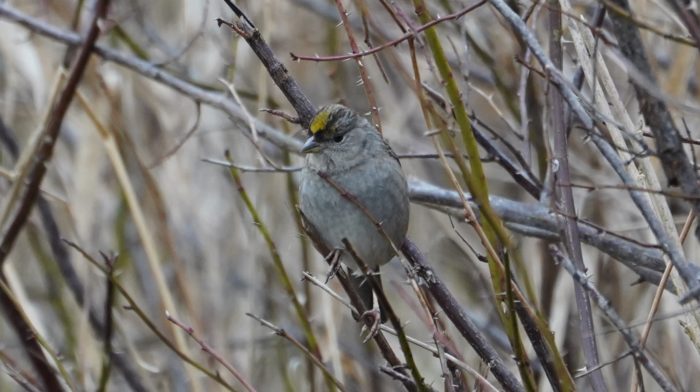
[298, 104, 410, 320]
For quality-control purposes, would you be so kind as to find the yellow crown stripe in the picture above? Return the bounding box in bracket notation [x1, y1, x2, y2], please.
[309, 110, 330, 134]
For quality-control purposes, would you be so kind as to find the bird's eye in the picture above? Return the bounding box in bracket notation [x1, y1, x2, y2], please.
[333, 134, 344, 143]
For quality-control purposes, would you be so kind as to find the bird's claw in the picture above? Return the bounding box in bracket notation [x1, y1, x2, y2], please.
[324, 248, 342, 283]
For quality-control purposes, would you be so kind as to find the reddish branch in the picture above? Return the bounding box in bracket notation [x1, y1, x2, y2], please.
[290, 1, 487, 63]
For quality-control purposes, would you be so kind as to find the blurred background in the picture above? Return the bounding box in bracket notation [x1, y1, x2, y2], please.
[0, 0, 699, 391]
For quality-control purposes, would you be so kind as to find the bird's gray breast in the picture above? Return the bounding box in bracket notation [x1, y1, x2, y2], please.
[299, 158, 409, 268]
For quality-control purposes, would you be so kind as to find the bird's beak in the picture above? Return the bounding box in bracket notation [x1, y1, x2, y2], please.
[301, 136, 321, 154]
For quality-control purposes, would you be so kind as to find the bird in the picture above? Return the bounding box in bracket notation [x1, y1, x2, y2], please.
[298, 104, 410, 331]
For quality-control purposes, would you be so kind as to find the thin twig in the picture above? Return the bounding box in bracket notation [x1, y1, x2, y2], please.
[148, 102, 202, 168]
[97, 253, 117, 392]
[166, 312, 257, 392]
[246, 313, 346, 391]
[202, 158, 301, 172]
